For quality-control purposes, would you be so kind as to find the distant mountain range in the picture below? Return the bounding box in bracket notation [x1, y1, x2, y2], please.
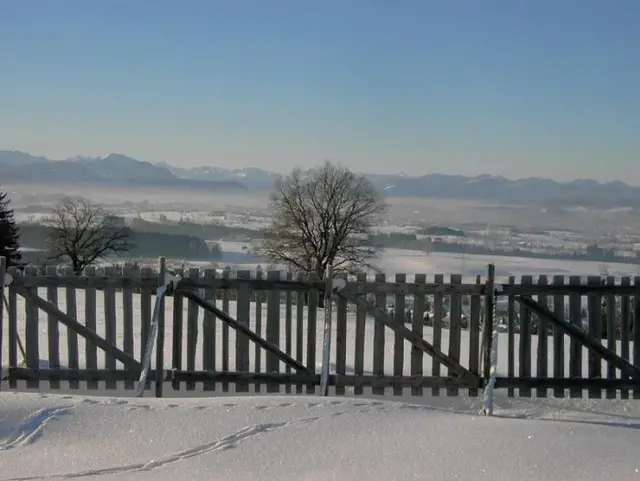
[0, 151, 246, 192]
[1, 150, 638, 207]
[156, 162, 279, 191]
[157, 162, 640, 207]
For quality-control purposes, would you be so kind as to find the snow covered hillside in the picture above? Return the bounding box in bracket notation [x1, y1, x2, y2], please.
[0, 392, 638, 481]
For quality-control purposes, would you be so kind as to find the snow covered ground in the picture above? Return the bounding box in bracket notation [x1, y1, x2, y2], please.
[0, 391, 639, 480]
[1, 279, 640, 479]
[190, 240, 640, 281]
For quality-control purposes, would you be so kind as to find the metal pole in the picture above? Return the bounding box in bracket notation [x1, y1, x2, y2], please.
[136, 268, 180, 398]
[155, 257, 166, 398]
[319, 266, 334, 396]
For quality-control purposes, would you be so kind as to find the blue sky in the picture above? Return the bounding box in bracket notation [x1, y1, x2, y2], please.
[0, 0, 638, 182]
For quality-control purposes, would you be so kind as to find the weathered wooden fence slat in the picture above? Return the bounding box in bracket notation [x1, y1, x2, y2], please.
[447, 274, 462, 397]
[468, 274, 481, 397]
[605, 276, 616, 400]
[620, 276, 631, 400]
[587, 275, 602, 399]
[138, 267, 152, 364]
[122, 266, 135, 390]
[411, 273, 426, 397]
[235, 269, 251, 393]
[221, 268, 231, 392]
[431, 273, 444, 396]
[306, 276, 318, 394]
[353, 272, 367, 396]
[393, 273, 406, 397]
[103, 266, 117, 390]
[254, 269, 264, 393]
[84, 267, 98, 390]
[536, 275, 549, 398]
[568, 275, 582, 398]
[155, 258, 167, 398]
[202, 268, 216, 392]
[519, 275, 533, 398]
[7, 267, 18, 389]
[186, 268, 200, 391]
[284, 271, 293, 394]
[24, 267, 39, 389]
[335, 274, 348, 396]
[372, 273, 386, 396]
[266, 270, 282, 393]
[46, 266, 60, 389]
[64, 269, 79, 390]
[172, 278, 184, 376]
[552, 275, 565, 398]
[294, 271, 305, 394]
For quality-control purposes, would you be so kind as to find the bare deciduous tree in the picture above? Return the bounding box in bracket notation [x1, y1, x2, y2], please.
[43, 197, 134, 274]
[257, 161, 386, 280]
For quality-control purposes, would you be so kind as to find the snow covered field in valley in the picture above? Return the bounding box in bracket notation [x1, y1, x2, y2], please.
[211, 241, 640, 281]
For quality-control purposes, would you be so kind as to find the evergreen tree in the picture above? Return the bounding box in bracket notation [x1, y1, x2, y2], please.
[0, 191, 22, 267]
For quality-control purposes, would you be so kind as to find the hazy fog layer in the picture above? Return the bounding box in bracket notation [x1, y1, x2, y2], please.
[6, 182, 640, 236]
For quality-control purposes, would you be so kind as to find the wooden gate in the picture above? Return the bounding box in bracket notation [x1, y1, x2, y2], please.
[493, 277, 640, 399]
[328, 277, 484, 395]
[2, 265, 150, 390]
[168, 286, 317, 392]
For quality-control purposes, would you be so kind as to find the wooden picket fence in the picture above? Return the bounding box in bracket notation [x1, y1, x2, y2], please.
[0, 257, 638, 399]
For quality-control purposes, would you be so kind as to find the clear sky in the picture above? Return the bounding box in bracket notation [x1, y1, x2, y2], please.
[1, 0, 638, 182]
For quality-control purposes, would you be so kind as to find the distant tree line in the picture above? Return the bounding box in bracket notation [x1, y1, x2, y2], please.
[48, 217, 639, 267]
[415, 226, 466, 237]
[128, 217, 256, 240]
[18, 223, 221, 263]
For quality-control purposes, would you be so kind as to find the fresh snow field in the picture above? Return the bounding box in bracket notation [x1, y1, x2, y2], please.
[1, 391, 639, 481]
[208, 241, 640, 280]
[1, 265, 640, 480]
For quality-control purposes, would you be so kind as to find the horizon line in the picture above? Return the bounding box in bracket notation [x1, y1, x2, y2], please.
[0, 148, 637, 187]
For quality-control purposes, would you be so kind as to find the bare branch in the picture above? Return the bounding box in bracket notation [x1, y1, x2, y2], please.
[256, 161, 386, 279]
[42, 197, 135, 274]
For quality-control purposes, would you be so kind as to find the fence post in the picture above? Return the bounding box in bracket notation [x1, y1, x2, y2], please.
[480, 263, 496, 415]
[0, 257, 5, 388]
[482, 264, 495, 381]
[319, 266, 334, 396]
[481, 323, 500, 416]
[155, 257, 166, 398]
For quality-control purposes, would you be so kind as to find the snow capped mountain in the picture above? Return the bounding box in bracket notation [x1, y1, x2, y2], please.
[2, 150, 640, 207]
[0, 151, 247, 191]
[157, 163, 278, 189]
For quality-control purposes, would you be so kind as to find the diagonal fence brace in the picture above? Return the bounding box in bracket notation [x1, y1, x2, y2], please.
[16, 286, 141, 371]
[175, 288, 314, 375]
[332, 282, 479, 382]
[136, 273, 181, 397]
[516, 295, 640, 381]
